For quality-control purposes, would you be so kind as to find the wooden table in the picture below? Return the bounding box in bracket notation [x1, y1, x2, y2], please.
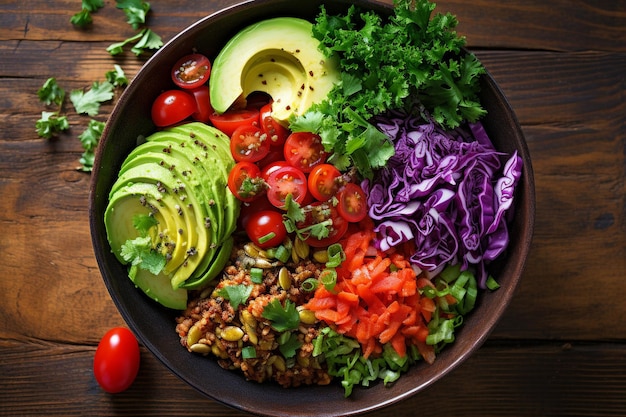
[1, 1, 625, 416]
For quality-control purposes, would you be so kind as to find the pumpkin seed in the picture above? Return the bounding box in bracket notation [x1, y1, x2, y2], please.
[278, 267, 292, 290]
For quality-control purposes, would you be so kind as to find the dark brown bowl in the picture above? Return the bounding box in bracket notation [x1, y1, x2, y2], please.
[89, 0, 535, 415]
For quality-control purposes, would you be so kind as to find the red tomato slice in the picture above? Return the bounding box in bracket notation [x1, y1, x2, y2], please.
[230, 125, 270, 163]
[260, 102, 290, 147]
[227, 161, 265, 202]
[337, 183, 368, 223]
[284, 132, 328, 173]
[171, 53, 211, 90]
[208, 108, 259, 137]
[265, 165, 308, 209]
[189, 85, 213, 123]
[261, 160, 290, 181]
[93, 327, 140, 394]
[308, 163, 342, 202]
[299, 202, 349, 248]
[151, 90, 197, 127]
[245, 210, 288, 249]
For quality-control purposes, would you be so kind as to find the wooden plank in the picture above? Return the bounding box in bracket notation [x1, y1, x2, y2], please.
[1, 340, 625, 416]
[1, 0, 625, 51]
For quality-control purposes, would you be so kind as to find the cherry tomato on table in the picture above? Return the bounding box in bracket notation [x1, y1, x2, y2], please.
[308, 163, 342, 202]
[227, 161, 266, 202]
[208, 108, 259, 137]
[230, 125, 271, 163]
[245, 210, 288, 249]
[171, 53, 211, 90]
[265, 165, 308, 209]
[283, 132, 328, 173]
[151, 90, 197, 127]
[93, 327, 140, 394]
[337, 183, 368, 223]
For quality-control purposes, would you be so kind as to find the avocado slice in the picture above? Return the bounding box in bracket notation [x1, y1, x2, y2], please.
[104, 122, 241, 309]
[209, 17, 340, 125]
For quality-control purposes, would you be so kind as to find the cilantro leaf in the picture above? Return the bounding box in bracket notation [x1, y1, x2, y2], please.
[262, 299, 300, 332]
[77, 119, 105, 171]
[107, 31, 144, 56]
[116, 0, 151, 30]
[130, 28, 163, 56]
[70, 0, 104, 27]
[217, 284, 253, 310]
[120, 236, 166, 275]
[105, 64, 129, 87]
[278, 332, 302, 358]
[70, 81, 114, 116]
[37, 78, 65, 107]
[132, 214, 158, 237]
[36, 111, 69, 139]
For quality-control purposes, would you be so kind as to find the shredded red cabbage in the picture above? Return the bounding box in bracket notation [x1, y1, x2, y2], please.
[361, 111, 523, 288]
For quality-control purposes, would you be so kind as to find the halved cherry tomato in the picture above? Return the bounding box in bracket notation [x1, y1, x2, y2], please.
[189, 85, 213, 123]
[265, 165, 308, 209]
[171, 53, 211, 90]
[299, 202, 349, 248]
[230, 125, 270, 163]
[261, 160, 290, 181]
[151, 90, 197, 127]
[208, 108, 259, 137]
[245, 210, 288, 249]
[227, 161, 265, 202]
[283, 132, 328, 173]
[93, 327, 140, 394]
[337, 182, 368, 223]
[308, 163, 342, 202]
[260, 102, 290, 147]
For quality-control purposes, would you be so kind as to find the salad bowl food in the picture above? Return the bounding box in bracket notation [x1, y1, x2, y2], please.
[89, 0, 535, 415]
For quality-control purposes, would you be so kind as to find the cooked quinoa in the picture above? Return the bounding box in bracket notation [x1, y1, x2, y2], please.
[175, 243, 333, 387]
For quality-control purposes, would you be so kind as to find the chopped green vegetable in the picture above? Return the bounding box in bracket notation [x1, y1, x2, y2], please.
[291, 0, 486, 178]
[77, 119, 106, 171]
[278, 331, 302, 358]
[319, 268, 337, 292]
[262, 299, 300, 332]
[37, 78, 65, 107]
[132, 214, 157, 237]
[116, 0, 151, 30]
[36, 111, 69, 139]
[241, 346, 257, 359]
[70, 81, 114, 116]
[250, 267, 263, 284]
[105, 64, 129, 87]
[120, 236, 166, 275]
[217, 284, 252, 310]
[70, 0, 104, 27]
[325, 243, 345, 268]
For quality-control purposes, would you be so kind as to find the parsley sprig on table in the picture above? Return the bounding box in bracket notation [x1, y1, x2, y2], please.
[291, 0, 486, 179]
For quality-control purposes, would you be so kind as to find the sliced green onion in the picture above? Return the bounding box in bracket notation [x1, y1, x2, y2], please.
[258, 232, 276, 244]
[440, 263, 462, 282]
[250, 267, 263, 284]
[319, 268, 337, 291]
[486, 275, 500, 290]
[241, 345, 256, 359]
[301, 277, 318, 292]
[325, 243, 346, 268]
[274, 245, 291, 263]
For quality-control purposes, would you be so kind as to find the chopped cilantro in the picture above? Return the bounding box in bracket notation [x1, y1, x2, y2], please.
[36, 111, 69, 139]
[107, 28, 163, 56]
[116, 0, 151, 30]
[262, 299, 300, 332]
[132, 214, 158, 236]
[70, 81, 114, 116]
[37, 78, 65, 107]
[120, 236, 166, 275]
[217, 284, 253, 310]
[278, 332, 302, 358]
[105, 64, 129, 87]
[70, 0, 104, 27]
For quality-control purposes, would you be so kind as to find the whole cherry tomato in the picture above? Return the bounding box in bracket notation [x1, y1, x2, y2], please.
[245, 210, 288, 249]
[151, 90, 197, 127]
[93, 327, 140, 394]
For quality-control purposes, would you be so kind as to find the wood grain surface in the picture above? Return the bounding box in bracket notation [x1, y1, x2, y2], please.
[1, 0, 625, 416]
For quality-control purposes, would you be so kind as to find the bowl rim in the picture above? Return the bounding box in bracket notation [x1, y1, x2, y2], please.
[89, 0, 535, 415]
